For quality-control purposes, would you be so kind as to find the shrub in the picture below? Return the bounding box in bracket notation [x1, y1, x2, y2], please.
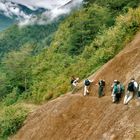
[0, 105, 28, 137]
[3, 88, 19, 106]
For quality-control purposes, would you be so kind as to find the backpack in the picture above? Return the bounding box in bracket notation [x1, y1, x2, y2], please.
[127, 82, 134, 92]
[71, 79, 75, 84]
[99, 80, 105, 86]
[117, 84, 124, 94]
[85, 79, 90, 86]
[101, 80, 105, 86]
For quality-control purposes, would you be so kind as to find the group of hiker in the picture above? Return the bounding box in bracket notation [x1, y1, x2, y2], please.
[71, 76, 140, 104]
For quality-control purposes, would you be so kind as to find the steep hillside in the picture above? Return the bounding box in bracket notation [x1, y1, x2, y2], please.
[89, 32, 140, 96]
[11, 32, 140, 140]
[12, 95, 140, 140]
[1, 1, 140, 139]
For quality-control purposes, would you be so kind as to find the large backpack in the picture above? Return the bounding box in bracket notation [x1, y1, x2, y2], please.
[127, 82, 134, 92]
[85, 79, 90, 86]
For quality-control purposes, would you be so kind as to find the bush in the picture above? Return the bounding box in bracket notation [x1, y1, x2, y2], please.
[3, 88, 19, 106]
[0, 105, 28, 137]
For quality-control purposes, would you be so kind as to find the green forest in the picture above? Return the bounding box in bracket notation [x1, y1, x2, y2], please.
[0, 0, 140, 139]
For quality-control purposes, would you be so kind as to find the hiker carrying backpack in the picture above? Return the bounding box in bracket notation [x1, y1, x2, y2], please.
[124, 78, 138, 105]
[111, 80, 123, 103]
[71, 77, 79, 87]
[99, 80, 105, 87]
[71, 76, 79, 94]
[116, 82, 124, 102]
[83, 79, 93, 96]
[98, 80, 105, 97]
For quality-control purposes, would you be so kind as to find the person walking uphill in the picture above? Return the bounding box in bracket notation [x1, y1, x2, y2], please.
[83, 79, 93, 96]
[111, 80, 124, 103]
[115, 81, 124, 102]
[111, 80, 118, 103]
[98, 79, 105, 98]
[124, 78, 138, 105]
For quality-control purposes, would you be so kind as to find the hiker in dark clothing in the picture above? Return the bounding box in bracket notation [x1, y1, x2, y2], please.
[98, 79, 105, 97]
[115, 81, 124, 102]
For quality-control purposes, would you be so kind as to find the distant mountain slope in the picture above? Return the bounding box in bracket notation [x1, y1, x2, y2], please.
[0, 16, 64, 58]
[11, 30, 140, 140]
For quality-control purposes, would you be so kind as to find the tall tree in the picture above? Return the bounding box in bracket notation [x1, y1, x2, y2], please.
[2, 46, 33, 94]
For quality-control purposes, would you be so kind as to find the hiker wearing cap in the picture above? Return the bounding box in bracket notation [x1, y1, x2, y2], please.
[124, 78, 138, 105]
[83, 79, 93, 96]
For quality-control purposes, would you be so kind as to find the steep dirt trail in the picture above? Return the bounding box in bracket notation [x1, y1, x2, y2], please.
[12, 33, 140, 140]
[85, 32, 140, 96]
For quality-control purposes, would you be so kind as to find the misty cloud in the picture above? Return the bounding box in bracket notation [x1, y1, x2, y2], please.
[0, 0, 83, 26]
[10, 0, 75, 10]
[0, 1, 31, 20]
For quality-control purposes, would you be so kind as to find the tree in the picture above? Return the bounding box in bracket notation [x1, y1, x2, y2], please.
[2, 46, 33, 94]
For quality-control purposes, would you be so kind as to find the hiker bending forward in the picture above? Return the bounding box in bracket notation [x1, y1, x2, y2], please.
[84, 79, 93, 96]
[124, 78, 138, 105]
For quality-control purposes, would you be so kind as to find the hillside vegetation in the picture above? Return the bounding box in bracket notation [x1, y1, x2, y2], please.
[0, 0, 140, 139]
[0, 17, 64, 59]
